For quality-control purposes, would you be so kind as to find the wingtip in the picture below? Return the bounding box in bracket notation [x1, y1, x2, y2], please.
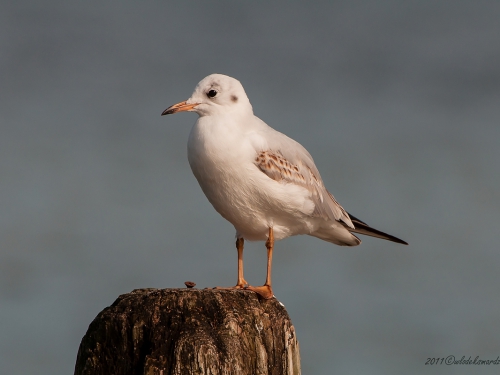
[377, 232, 408, 246]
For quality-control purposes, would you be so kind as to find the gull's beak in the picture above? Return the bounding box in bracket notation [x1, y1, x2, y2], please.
[161, 101, 199, 116]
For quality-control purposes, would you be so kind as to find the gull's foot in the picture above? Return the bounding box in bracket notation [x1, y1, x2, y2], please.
[245, 285, 274, 299]
[214, 281, 249, 290]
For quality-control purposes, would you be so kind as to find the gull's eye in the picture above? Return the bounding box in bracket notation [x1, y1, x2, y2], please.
[207, 89, 218, 98]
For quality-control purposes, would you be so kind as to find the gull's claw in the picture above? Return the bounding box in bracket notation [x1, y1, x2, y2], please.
[245, 284, 274, 300]
[214, 281, 249, 291]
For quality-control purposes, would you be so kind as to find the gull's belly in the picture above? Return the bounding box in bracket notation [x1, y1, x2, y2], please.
[193, 162, 316, 241]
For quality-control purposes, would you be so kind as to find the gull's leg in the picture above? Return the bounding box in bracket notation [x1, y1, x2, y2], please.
[215, 237, 248, 290]
[246, 227, 274, 299]
[235, 237, 249, 288]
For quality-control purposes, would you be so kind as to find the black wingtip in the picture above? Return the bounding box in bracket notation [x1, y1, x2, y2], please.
[391, 237, 409, 245]
[347, 212, 408, 245]
[365, 226, 408, 245]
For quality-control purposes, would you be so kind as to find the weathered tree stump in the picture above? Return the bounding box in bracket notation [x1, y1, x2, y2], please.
[74, 288, 301, 375]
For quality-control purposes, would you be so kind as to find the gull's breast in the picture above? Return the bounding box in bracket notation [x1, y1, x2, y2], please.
[187, 117, 317, 240]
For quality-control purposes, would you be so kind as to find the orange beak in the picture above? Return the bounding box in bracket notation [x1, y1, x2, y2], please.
[161, 101, 199, 116]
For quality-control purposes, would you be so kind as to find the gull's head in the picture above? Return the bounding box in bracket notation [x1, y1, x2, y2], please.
[161, 74, 252, 117]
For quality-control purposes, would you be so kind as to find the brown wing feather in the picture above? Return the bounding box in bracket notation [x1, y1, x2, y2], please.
[254, 150, 354, 228]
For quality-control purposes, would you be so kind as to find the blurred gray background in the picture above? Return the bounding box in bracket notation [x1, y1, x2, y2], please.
[1, 1, 499, 374]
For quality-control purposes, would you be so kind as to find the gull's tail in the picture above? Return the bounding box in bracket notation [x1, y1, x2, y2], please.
[346, 212, 408, 245]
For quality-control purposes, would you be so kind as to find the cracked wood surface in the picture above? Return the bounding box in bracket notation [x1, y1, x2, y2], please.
[74, 288, 301, 375]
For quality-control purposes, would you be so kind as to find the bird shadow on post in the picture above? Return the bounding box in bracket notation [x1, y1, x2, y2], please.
[74, 288, 301, 375]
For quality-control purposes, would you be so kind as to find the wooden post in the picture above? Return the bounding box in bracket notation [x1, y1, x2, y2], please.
[74, 288, 301, 375]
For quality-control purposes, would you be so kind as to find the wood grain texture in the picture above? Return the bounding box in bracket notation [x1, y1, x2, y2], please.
[75, 288, 301, 375]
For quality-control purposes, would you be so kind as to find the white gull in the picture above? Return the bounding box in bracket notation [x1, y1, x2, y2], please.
[162, 74, 407, 299]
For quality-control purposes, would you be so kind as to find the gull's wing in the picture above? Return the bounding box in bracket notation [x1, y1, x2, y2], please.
[252, 126, 354, 228]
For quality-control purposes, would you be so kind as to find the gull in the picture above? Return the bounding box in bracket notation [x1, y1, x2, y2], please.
[162, 74, 408, 299]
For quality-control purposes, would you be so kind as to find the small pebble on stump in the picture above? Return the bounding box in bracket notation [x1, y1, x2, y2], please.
[74, 288, 301, 375]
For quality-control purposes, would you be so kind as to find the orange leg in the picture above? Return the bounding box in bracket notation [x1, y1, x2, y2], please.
[235, 237, 248, 288]
[245, 227, 274, 299]
[215, 237, 248, 290]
